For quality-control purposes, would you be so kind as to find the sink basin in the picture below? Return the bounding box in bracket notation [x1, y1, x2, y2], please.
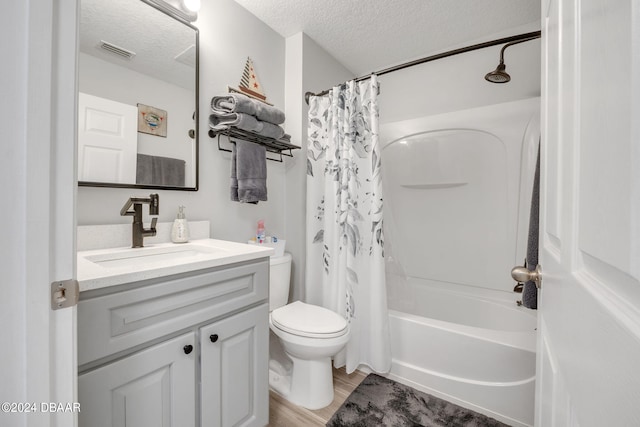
[85, 244, 222, 269]
[77, 238, 275, 292]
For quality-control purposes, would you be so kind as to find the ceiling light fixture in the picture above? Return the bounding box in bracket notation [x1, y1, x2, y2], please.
[146, 0, 198, 22]
[182, 0, 201, 13]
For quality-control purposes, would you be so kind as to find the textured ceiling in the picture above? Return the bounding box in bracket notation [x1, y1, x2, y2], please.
[232, 0, 541, 76]
[80, 0, 196, 89]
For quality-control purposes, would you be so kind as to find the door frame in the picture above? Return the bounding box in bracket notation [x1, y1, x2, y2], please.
[48, 1, 80, 425]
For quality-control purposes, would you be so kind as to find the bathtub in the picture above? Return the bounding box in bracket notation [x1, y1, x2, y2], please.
[385, 279, 536, 426]
[379, 98, 540, 427]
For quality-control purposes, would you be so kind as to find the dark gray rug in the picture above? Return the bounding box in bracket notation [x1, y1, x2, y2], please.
[327, 374, 510, 427]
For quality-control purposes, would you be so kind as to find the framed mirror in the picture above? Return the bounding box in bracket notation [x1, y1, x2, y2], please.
[78, 0, 199, 190]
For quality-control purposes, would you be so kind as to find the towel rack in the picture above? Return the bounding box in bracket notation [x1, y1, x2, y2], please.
[209, 127, 299, 162]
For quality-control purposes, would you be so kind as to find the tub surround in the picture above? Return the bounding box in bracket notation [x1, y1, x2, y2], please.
[381, 98, 541, 296]
[380, 98, 539, 426]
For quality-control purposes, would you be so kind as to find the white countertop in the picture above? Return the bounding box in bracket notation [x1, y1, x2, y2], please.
[78, 238, 274, 292]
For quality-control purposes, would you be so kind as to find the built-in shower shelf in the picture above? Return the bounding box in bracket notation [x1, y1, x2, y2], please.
[401, 183, 468, 189]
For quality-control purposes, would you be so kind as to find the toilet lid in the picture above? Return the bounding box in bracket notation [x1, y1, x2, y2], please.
[271, 301, 348, 338]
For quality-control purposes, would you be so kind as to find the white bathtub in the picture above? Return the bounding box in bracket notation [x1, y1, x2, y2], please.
[379, 98, 540, 427]
[385, 279, 536, 427]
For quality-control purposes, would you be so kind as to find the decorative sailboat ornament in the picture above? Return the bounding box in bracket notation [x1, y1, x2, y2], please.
[227, 57, 273, 105]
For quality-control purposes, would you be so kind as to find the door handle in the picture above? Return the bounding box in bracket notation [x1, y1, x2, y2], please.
[511, 264, 542, 289]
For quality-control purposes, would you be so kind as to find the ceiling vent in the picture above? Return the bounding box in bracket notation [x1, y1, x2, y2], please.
[99, 40, 136, 60]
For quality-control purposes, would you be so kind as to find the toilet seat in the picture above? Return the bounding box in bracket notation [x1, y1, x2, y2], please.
[271, 301, 348, 338]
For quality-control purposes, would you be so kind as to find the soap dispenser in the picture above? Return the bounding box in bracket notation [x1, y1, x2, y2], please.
[171, 205, 190, 243]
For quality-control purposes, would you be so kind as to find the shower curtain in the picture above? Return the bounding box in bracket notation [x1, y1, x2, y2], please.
[305, 75, 391, 374]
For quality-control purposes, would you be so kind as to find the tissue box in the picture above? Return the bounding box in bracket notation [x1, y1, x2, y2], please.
[247, 239, 286, 257]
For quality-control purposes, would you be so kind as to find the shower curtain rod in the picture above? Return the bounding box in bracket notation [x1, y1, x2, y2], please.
[304, 30, 541, 104]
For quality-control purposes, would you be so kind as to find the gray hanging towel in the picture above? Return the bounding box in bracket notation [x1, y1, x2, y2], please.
[230, 140, 267, 204]
[523, 143, 540, 309]
[136, 153, 185, 187]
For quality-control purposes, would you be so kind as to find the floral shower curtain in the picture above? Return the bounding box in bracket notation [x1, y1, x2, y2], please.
[305, 75, 391, 374]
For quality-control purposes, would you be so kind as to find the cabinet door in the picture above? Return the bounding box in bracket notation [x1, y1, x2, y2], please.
[201, 304, 269, 427]
[78, 332, 196, 427]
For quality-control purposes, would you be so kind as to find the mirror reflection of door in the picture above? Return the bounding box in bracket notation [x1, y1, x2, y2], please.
[78, 93, 138, 184]
[78, 0, 198, 189]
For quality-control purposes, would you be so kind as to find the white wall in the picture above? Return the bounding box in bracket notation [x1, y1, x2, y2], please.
[284, 33, 354, 302]
[378, 23, 541, 124]
[79, 53, 196, 186]
[77, 0, 287, 246]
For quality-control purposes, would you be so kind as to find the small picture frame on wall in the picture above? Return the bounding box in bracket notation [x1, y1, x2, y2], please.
[137, 103, 167, 137]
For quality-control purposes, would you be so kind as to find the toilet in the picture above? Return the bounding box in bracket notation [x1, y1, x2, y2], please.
[268, 253, 350, 410]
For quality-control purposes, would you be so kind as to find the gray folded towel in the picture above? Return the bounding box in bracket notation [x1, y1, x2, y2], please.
[210, 111, 259, 132]
[209, 111, 285, 140]
[231, 140, 267, 204]
[211, 93, 285, 125]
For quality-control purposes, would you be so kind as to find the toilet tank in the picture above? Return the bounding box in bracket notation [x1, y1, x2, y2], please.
[269, 253, 292, 311]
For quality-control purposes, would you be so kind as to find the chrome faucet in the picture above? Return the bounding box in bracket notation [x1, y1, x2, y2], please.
[120, 194, 159, 248]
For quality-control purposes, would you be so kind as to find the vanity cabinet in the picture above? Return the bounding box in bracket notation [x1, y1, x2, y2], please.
[201, 305, 268, 426]
[77, 259, 269, 427]
[78, 332, 197, 427]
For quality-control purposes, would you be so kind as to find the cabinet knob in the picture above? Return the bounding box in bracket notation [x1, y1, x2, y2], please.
[209, 334, 219, 343]
[183, 344, 193, 354]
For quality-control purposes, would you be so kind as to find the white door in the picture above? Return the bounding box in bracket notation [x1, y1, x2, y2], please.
[78, 92, 138, 183]
[538, 0, 640, 426]
[1, 1, 78, 427]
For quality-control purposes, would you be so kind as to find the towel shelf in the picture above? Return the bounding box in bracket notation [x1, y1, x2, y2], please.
[209, 127, 299, 162]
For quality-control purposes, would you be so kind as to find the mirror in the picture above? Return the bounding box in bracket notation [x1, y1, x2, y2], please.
[78, 0, 199, 190]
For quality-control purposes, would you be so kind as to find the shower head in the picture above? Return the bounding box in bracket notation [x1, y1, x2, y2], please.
[485, 35, 539, 84]
[485, 61, 510, 83]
